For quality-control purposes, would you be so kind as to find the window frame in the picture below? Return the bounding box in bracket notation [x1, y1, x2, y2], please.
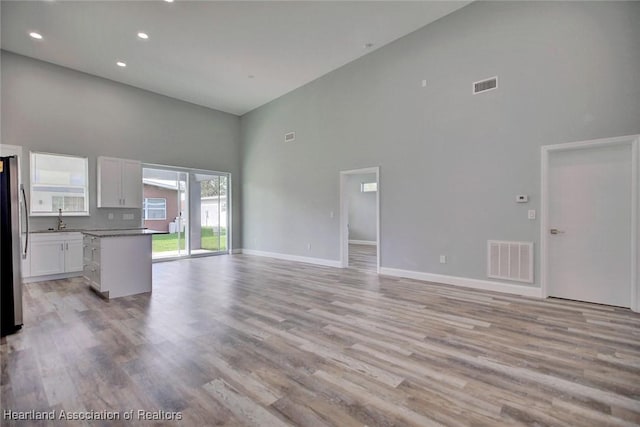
[30, 151, 90, 217]
[143, 197, 167, 220]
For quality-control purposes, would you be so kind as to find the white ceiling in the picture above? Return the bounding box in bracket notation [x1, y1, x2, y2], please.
[1, 1, 470, 115]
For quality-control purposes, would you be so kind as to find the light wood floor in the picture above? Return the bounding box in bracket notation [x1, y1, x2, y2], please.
[2, 254, 640, 426]
[348, 244, 376, 272]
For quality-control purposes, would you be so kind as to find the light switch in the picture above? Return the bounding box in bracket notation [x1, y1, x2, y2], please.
[439, 255, 446, 264]
[122, 213, 134, 220]
[528, 210, 536, 220]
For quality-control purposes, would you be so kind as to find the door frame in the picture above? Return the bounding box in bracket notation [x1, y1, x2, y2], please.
[142, 163, 232, 261]
[339, 166, 380, 272]
[540, 134, 639, 312]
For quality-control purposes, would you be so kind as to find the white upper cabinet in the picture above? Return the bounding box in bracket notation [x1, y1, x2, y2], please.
[97, 156, 142, 208]
[121, 159, 143, 209]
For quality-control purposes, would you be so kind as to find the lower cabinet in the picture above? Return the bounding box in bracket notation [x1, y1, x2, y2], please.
[28, 233, 83, 278]
[65, 239, 84, 272]
[83, 233, 152, 299]
[83, 235, 103, 294]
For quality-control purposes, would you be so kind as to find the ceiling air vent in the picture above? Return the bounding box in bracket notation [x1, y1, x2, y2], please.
[284, 132, 296, 142]
[473, 76, 498, 95]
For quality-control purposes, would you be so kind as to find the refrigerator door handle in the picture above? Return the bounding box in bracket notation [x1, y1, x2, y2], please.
[21, 184, 29, 259]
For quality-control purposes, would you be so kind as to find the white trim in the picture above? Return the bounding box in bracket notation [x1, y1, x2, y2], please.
[340, 166, 380, 273]
[541, 134, 639, 312]
[380, 267, 542, 298]
[0, 144, 23, 157]
[242, 249, 341, 268]
[349, 240, 376, 246]
[231, 248, 243, 254]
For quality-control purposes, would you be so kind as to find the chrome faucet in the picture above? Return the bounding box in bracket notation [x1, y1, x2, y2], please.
[57, 208, 66, 230]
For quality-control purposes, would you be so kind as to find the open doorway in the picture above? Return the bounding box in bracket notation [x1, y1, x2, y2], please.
[340, 167, 380, 273]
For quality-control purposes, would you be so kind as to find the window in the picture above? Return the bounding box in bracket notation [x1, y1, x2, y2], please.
[30, 152, 89, 216]
[144, 198, 167, 220]
[361, 182, 377, 192]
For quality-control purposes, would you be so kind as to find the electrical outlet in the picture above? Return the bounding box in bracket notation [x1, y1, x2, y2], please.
[108, 213, 114, 220]
[440, 255, 447, 264]
[122, 213, 134, 220]
[307, 243, 311, 251]
[329, 211, 334, 218]
[528, 209, 536, 220]
[421, 79, 427, 87]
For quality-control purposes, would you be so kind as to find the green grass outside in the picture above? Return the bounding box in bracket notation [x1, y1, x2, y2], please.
[152, 227, 227, 253]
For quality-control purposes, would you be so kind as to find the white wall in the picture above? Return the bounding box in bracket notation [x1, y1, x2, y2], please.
[347, 173, 376, 243]
[1, 52, 242, 247]
[241, 1, 640, 284]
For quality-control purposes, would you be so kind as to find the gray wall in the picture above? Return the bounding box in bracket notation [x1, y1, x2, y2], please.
[1, 51, 241, 248]
[347, 173, 377, 243]
[241, 1, 640, 284]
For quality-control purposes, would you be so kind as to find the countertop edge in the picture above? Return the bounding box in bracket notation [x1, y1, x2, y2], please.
[81, 230, 170, 238]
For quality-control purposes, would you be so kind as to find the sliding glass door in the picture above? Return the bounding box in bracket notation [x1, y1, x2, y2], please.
[143, 165, 229, 260]
[143, 167, 188, 259]
[190, 173, 228, 255]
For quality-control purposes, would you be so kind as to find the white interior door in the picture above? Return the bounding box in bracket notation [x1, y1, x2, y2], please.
[547, 143, 632, 307]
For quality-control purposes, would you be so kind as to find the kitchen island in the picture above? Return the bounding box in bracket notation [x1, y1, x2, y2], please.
[82, 229, 168, 299]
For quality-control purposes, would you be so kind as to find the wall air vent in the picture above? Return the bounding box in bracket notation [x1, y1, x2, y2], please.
[473, 76, 498, 94]
[284, 132, 296, 142]
[487, 240, 533, 283]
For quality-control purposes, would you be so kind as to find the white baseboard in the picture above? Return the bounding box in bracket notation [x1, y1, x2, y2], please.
[348, 240, 376, 246]
[379, 267, 542, 298]
[241, 249, 341, 268]
[231, 248, 243, 254]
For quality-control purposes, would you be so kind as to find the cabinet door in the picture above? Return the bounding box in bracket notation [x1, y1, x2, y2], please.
[64, 239, 84, 273]
[121, 159, 142, 208]
[30, 240, 65, 276]
[98, 157, 123, 208]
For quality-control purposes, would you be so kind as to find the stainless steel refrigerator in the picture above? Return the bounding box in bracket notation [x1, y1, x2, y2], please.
[1, 155, 28, 337]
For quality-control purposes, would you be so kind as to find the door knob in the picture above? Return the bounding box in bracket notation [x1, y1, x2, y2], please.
[550, 228, 565, 235]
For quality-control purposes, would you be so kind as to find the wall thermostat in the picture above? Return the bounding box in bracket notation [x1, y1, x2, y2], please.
[516, 195, 528, 203]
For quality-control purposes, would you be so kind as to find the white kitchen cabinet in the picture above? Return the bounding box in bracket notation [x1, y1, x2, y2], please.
[97, 156, 142, 208]
[30, 240, 65, 276]
[65, 239, 84, 272]
[28, 232, 83, 279]
[83, 232, 152, 299]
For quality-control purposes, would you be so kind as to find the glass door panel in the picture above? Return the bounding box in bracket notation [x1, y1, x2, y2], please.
[189, 173, 229, 255]
[143, 167, 189, 260]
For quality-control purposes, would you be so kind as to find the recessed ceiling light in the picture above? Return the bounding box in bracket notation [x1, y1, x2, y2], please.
[164, 0, 174, 2]
[248, 75, 255, 79]
[137, 32, 149, 40]
[117, 61, 127, 67]
[29, 32, 43, 40]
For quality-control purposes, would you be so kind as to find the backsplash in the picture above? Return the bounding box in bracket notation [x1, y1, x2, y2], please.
[29, 208, 142, 232]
